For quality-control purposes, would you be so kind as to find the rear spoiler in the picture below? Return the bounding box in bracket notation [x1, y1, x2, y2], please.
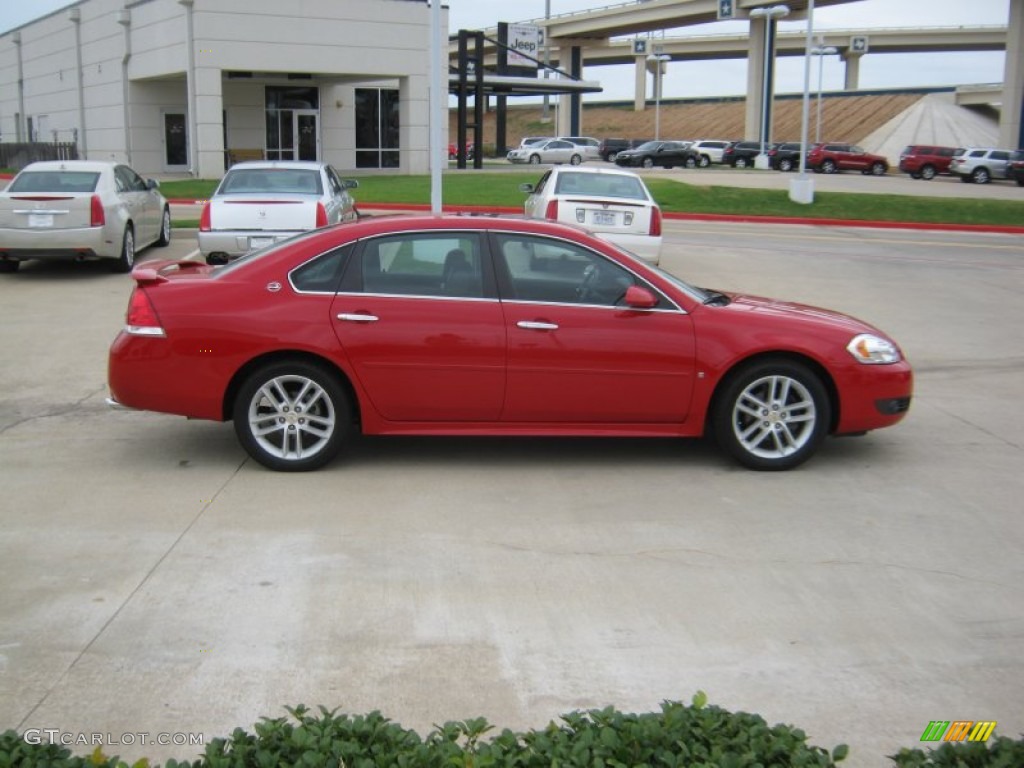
[130, 259, 207, 284]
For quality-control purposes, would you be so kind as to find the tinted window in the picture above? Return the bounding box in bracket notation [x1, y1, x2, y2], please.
[991, 151, 1010, 160]
[9, 171, 99, 193]
[495, 234, 639, 307]
[553, 171, 647, 200]
[220, 169, 323, 195]
[290, 244, 353, 293]
[359, 233, 484, 299]
[969, 150, 985, 157]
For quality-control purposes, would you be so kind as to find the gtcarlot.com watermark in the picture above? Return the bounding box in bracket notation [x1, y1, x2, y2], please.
[24, 729, 204, 748]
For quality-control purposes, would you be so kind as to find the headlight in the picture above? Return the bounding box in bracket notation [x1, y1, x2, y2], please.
[846, 333, 902, 364]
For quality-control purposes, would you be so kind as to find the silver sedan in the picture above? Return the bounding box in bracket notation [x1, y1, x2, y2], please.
[507, 139, 586, 166]
[198, 161, 359, 264]
[0, 160, 171, 273]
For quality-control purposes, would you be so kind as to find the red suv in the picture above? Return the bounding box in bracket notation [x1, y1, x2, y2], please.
[807, 143, 889, 175]
[898, 145, 961, 180]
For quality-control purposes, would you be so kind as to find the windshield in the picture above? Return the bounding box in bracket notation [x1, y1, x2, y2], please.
[634, 142, 660, 151]
[9, 171, 100, 193]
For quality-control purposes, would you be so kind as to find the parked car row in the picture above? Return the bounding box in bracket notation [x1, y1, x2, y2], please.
[898, 145, 1024, 184]
[507, 136, 601, 165]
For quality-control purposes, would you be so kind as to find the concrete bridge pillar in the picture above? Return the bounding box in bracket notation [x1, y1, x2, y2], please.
[743, 16, 768, 142]
[842, 50, 863, 90]
[634, 56, 646, 111]
[1001, 0, 1024, 147]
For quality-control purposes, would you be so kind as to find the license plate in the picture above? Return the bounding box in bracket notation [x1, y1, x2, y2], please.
[592, 211, 616, 225]
[28, 214, 54, 228]
[249, 237, 274, 250]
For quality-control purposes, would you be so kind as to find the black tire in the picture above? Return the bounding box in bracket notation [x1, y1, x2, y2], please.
[959, 175, 972, 183]
[569, 154, 582, 166]
[607, 152, 619, 162]
[920, 165, 937, 180]
[870, 162, 887, 176]
[684, 156, 697, 169]
[233, 360, 351, 471]
[111, 225, 135, 273]
[909, 172, 922, 179]
[155, 207, 171, 247]
[822, 159, 838, 174]
[712, 359, 831, 471]
[642, 157, 654, 169]
[1016, 177, 1024, 187]
[778, 158, 794, 172]
[734, 157, 748, 169]
[698, 155, 711, 168]
[529, 154, 541, 165]
[971, 167, 990, 184]
[0, 260, 20, 274]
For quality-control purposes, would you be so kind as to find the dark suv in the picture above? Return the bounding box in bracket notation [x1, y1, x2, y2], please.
[768, 142, 805, 171]
[807, 143, 889, 175]
[614, 140, 694, 169]
[898, 145, 961, 180]
[597, 138, 652, 162]
[722, 141, 768, 168]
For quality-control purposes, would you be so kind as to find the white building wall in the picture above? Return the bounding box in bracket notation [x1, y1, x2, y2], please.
[2, 0, 440, 176]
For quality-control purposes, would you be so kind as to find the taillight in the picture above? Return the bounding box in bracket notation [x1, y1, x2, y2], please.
[90, 195, 105, 227]
[649, 206, 662, 237]
[315, 202, 328, 227]
[199, 202, 211, 232]
[545, 199, 558, 220]
[124, 288, 166, 337]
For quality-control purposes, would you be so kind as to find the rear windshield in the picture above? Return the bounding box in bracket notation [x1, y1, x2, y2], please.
[553, 172, 648, 201]
[9, 171, 100, 193]
[218, 169, 323, 195]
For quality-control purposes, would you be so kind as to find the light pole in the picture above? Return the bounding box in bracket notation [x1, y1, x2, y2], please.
[542, 0, 552, 122]
[811, 44, 837, 143]
[646, 53, 671, 140]
[749, 5, 789, 169]
[789, 0, 815, 204]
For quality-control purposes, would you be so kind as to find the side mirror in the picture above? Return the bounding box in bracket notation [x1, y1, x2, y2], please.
[146, 178, 160, 190]
[624, 284, 658, 309]
[342, 179, 359, 189]
[519, 183, 535, 193]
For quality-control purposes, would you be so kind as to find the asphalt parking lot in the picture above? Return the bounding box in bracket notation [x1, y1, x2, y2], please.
[1, 219, 1022, 766]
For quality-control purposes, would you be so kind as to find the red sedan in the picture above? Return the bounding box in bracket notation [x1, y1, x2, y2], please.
[107, 216, 912, 471]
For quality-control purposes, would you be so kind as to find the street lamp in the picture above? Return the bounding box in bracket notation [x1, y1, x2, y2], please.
[748, 5, 789, 169]
[811, 44, 838, 143]
[789, 0, 815, 204]
[646, 53, 671, 140]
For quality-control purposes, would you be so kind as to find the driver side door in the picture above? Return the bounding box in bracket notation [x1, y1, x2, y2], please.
[491, 233, 696, 424]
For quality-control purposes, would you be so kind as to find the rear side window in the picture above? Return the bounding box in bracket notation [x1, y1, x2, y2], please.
[290, 243, 354, 293]
[969, 150, 985, 158]
[9, 171, 99, 193]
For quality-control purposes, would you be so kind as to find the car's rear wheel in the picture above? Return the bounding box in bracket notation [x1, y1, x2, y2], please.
[734, 157, 748, 169]
[870, 161, 887, 176]
[920, 165, 937, 180]
[529, 154, 541, 164]
[233, 361, 351, 472]
[713, 360, 830, 471]
[822, 159, 838, 174]
[156, 207, 171, 246]
[971, 167, 991, 184]
[684, 156, 697, 169]
[778, 158, 794, 172]
[111, 225, 135, 273]
[642, 157, 654, 169]
[570, 154, 582, 166]
[0, 260, 20, 274]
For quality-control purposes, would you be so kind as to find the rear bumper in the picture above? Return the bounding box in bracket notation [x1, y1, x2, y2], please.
[0, 226, 116, 259]
[198, 229, 301, 257]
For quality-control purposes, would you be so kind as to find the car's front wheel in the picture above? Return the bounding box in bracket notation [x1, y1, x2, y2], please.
[734, 157, 748, 169]
[822, 159, 838, 174]
[778, 158, 794, 172]
[698, 155, 711, 168]
[111, 225, 135, 273]
[570, 154, 582, 165]
[642, 157, 654, 169]
[529, 154, 541, 165]
[233, 361, 351, 471]
[684, 156, 697, 169]
[712, 360, 830, 471]
[920, 165, 937, 180]
[156, 207, 171, 246]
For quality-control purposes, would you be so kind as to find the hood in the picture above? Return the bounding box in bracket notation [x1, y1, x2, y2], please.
[723, 292, 884, 336]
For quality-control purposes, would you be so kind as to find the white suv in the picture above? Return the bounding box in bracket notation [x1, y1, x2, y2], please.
[687, 139, 732, 166]
[949, 148, 1015, 184]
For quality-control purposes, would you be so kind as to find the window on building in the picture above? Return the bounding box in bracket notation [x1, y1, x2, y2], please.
[355, 88, 399, 169]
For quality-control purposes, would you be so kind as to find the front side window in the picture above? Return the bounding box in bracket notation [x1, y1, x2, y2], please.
[357, 233, 484, 299]
[494, 234, 642, 307]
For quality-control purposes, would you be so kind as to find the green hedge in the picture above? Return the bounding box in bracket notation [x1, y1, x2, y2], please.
[1, 694, 1019, 768]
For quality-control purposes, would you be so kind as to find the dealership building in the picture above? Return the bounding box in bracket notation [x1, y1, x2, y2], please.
[0, 0, 442, 177]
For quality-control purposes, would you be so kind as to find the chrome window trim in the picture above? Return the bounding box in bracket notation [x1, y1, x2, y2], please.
[501, 298, 686, 315]
[335, 291, 500, 304]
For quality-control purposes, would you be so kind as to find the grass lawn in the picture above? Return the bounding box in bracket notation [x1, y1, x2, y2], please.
[161, 172, 1024, 228]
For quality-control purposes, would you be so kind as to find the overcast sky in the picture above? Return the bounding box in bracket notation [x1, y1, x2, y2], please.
[0, 0, 1011, 99]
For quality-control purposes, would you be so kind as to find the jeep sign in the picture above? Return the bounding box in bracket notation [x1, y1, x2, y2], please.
[508, 24, 541, 68]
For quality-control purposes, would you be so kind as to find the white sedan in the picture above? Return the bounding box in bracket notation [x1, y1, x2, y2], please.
[520, 166, 663, 265]
[198, 161, 359, 264]
[0, 160, 170, 273]
[507, 139, 586, 166]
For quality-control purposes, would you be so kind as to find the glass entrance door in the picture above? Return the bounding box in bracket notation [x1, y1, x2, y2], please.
[163, 111, 188, 170]
[266, 110, 318, 161]
[296, 112, 318, 161]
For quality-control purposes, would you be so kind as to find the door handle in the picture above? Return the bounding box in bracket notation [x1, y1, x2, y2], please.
[337, 312, 379, 323]
[517, 320, 558, 331]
